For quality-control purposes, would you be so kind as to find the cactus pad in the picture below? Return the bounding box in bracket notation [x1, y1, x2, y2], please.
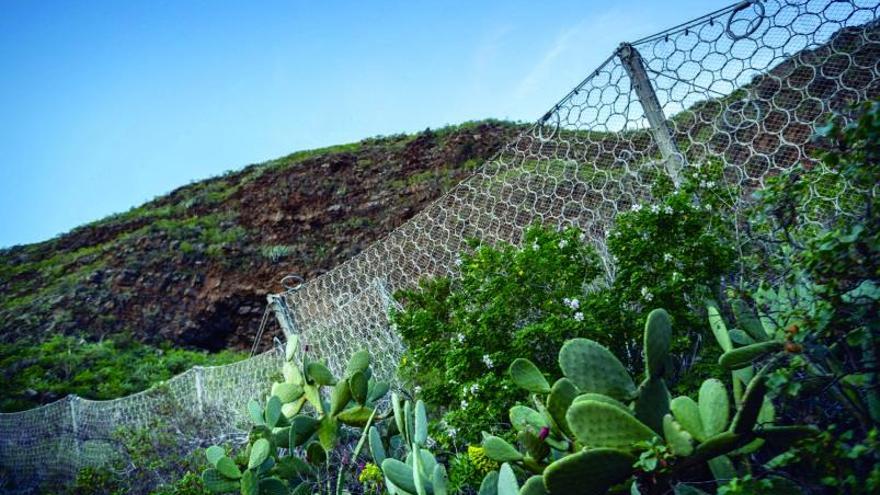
[382, 458, 419, 495]
[706, 301, 733, 353]
[718, 341, 783, 370]
[559, 339, 635, 400]
[546, 378, 579, 438]
[482, 433, 524, 462]
[644, 308, 672, 379]
[698, 379, 730, 437]
[510, 358, 551, 393]
[670, 396, 705, 441]
[633, 377, 670, 434]
[566, 400, 656, 448]
[543, 448, 635, 495]
[510, 405, 549, 433]
[662, 414, 694, 456]
[572, 393, 633, 415]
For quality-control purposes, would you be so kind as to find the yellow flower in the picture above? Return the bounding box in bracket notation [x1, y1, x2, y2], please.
[359, 462, 383, 485]
[468, 445, 498, 473]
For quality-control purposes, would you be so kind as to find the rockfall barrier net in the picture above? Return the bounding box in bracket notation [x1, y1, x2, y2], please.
[272, 0, 880, 383]
[2, 1, 879, 492]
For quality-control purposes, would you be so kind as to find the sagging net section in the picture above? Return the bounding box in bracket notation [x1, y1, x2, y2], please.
[1, 1, 879, 492]
[0, 349, 283, 492]
[273, 0, 880, 382]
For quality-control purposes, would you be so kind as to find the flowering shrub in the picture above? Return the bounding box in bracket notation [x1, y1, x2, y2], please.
[392, 225, 603, 442]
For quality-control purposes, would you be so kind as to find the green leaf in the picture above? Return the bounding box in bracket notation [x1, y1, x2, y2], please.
[259, 477, 288, 495]
[346, 349, 371, 376]
[382, 458, 418, 495]
[350, 371, 369, 405]
[559, 339, 635, 400]
[202, 468, 240, 493]
[497, 463, 519, 495]
[217, 456, 242, 479]
[543, 448, 635, 495]
[566, 400, 656, 448]
[240, 469, 258, 495]
[306, 362, 336, 386]
[482, 433, 524, 462]
[248, 438, 270, 470]
[718, 341, 783, 370]
[415, 400, 428, 447]
[205, 445, 226, 467]
[509, 358, 551, 393]
[698, 379, 730, 437]
[478, 471, 499, 495]
[247, 399, 264, 426]
[706, 302, 732, 353]
[265, 396, 282, 428]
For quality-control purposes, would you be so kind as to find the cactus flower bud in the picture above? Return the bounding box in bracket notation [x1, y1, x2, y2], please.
[539, 426, 550, 441]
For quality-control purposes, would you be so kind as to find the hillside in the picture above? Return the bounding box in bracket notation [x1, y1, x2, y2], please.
[0, 121, 521, 354]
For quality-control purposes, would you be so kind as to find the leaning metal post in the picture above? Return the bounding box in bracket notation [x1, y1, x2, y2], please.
[617, 42, 687, 187]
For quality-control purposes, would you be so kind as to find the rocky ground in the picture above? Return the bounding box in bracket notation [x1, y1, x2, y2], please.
[0, 121, 522, 352]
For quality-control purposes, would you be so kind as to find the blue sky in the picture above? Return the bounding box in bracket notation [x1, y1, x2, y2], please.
[0, 0, 729, 248]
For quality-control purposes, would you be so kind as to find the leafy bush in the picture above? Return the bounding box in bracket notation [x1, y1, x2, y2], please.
[392, 225, 603, 442]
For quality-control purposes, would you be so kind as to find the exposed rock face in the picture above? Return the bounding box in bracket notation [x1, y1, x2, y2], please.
[0, 122, 520, 351]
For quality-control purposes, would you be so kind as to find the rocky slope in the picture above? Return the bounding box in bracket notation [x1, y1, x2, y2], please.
[0, 121, 521, 352]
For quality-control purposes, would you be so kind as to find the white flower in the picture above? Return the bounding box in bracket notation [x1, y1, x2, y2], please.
[469, 383, 480, 395]
[663, 205, 674, 214]
[448, 427, 458, 437]
[704, 203, 713, 211]
[482, 354, 495, 369]
[427, 437, 438, 448]
[569, 298, 580, 310]
[700, 180, 707, 188]
[532, 242, 540, 251]
[631, 203, 643, 212]
[414, 385, 422, 395]
[706, 180, 716, 188]
[460, 400, 469, 408]
[672, 271, 682, 282]
[650, 204, 660, 213]
[456, 333, 465, 343]
[563, 297, 571, 307]
[663, 253, 673, 262]
[558, 239, 569, 249]
[579, 232, 587, 243]
[454, 257, 463, 267]
[641, 287, 654, 302]
[573, 312, 584, 321]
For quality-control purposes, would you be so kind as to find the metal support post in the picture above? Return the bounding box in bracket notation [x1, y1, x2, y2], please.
[617, 42, 686, 186]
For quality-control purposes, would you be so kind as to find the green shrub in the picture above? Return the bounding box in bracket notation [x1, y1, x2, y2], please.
[0, 334, 244, 412]
[392, 225, 604, 442]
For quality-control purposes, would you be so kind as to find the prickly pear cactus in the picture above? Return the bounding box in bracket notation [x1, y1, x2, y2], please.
[489, 308, 817, 494]
[201, 337, 388, 494]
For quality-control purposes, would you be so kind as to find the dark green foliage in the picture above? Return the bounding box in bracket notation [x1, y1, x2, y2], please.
[392, 225, 603, 442]
[0, 334, 244, 412]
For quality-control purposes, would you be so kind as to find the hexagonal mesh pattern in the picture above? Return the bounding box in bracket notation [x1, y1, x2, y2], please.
[1, 1, 878, 492]
[274, 0, 880, 383]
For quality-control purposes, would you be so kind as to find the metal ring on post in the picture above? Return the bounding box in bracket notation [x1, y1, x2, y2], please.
[726, 0, 765, 41]
[535, 111, 561, 142]
[280, 274, 304, 292]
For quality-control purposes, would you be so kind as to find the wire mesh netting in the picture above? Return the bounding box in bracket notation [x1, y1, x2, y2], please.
[273, 0, 880, 381]
[1, 0, 879, 492]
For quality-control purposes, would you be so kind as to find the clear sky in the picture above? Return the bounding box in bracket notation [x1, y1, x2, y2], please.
[0, 0, 730, 248]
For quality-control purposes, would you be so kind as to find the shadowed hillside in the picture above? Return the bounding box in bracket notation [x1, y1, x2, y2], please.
[0, 121, 522, 354]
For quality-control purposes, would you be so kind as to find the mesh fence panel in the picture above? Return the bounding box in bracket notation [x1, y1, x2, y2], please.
[1, 0, 879, 492]
[274, 0, 880, 380]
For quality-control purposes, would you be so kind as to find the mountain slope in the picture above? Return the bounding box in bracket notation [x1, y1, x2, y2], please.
[0, 121, 521, 352]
